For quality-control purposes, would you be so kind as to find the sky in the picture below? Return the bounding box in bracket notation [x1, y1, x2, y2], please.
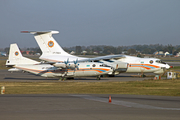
[0, 0, 180, 48]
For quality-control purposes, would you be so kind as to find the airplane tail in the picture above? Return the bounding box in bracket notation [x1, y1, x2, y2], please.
[21, 31, 71, 56]
[6, 43, 39, 67]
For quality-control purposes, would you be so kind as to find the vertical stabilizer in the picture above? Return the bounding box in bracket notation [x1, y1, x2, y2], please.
[6, 43, 39, 67]
[21, 31, 71, 56]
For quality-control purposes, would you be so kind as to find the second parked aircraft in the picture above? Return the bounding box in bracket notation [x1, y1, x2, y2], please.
[21, 30, 171, 75]
[6, 43, 113, 80]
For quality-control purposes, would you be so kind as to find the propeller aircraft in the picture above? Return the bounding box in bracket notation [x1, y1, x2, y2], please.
[6, 43, 113, 80]
[21, 30, 171, 76]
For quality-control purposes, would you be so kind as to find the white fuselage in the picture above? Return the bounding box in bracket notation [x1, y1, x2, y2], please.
[40, 54, 170, 74]
[15, 62, 113, 78]
[118, 55, 170, 74]
[22, 30, 170, 75]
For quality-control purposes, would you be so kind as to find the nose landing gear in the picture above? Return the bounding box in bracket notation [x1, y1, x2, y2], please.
[97, 75, 101, 80]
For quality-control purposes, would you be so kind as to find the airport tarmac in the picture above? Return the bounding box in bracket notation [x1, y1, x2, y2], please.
[0, 70, 154, 82]
[0, 70, 180, 120]
[0, 94, 180, 120]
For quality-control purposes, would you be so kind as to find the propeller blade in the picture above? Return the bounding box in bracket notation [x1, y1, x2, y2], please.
[73, 59, 79, 71]
[64, 58, 69, 65]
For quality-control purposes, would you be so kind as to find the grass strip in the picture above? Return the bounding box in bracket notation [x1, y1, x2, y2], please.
[0, 79, 180, 96]
[0, 60, 8, 70]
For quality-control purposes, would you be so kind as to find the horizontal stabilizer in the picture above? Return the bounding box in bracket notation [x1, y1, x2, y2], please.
[21, 31, 59, 35]
[8, 68, 22, 72]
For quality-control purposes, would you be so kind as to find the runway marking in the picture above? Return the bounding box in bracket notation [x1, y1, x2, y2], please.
[71, 95, 180, 111]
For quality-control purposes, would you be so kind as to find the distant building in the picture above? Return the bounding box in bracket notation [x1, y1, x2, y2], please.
[81, 51, 87, 55]
[176, 52, 180, 57]
[26, 51, 30, 55]
[164, 52, 173, 56]
[93, 51, 98, 55]
[122, 51, 128, 54]
[70, 51, 75, 55]
[153, 51, 164, 55]
[20, 50, 34, 55]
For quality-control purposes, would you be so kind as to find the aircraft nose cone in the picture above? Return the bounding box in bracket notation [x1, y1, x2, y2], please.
[106, 67, 113, 74]
[166, 64, 170, 69]
[109, 67, 113, 72]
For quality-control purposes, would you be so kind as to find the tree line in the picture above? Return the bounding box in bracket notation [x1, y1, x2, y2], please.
[68, 44, 180, 55]
[1, 44, 180, 55]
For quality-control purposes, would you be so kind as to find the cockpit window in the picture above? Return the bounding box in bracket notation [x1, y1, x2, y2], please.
[100, 64, 110, 67]
[155, 60, 166, 64]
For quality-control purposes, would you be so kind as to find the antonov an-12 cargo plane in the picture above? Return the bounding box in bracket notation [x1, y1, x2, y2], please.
[21, 31, 171, 75]
[6, 43, 113, 80]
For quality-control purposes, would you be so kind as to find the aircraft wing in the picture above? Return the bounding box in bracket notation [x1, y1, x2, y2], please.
[78, 54, 126, 62]
[39, 54, 126, 68]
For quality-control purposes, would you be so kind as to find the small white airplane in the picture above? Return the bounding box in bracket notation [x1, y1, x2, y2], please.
[6, 43, 113, 80]
[0, 52, 7, 57]
[21, 31, 171, 75]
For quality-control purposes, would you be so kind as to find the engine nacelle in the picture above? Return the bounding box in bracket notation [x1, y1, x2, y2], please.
[53, 62, 78, 69]
[115, 61, 128, 69]
[8, 68, 22, 72]
[53, 63, 66, 68]
[114, 61, 128, 72]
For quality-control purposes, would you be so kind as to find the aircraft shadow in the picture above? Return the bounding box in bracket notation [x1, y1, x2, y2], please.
[3, 77, 58, 81]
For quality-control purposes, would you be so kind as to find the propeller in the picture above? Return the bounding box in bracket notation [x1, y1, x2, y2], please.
[64, 58, 69, 74]
[64, 58, 69, 66]
[73, 59, 79, 70]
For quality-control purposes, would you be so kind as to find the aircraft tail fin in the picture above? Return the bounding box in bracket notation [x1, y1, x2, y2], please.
[21, 31, 71, 56]
[6, 43, 39, 67]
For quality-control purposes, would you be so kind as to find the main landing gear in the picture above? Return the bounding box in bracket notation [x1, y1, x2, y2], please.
[140, 74, 146, 78]
[59, 77, 74, 81]
[96, 75, 101, 80]
[59, 77, 66, 81]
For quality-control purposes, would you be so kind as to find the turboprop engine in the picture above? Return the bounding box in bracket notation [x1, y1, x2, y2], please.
[53, 62, 67, 68]
[99, 59, 128, 73]
[53, 59, 79, 69]
[53, 62, 78, 69]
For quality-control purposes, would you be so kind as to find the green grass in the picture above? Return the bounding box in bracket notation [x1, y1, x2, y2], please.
[0, 60, 8, 70]
[170, 66, 180, 70]
[1, 56, 180, 96]
[1, 79, 180, 96]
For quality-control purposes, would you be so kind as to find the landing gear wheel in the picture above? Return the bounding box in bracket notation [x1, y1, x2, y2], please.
[59, 77, 63, 81]
[141, 74, 146, 78]
[97, 76, 101, 80]
[109, 75, 115, 77]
